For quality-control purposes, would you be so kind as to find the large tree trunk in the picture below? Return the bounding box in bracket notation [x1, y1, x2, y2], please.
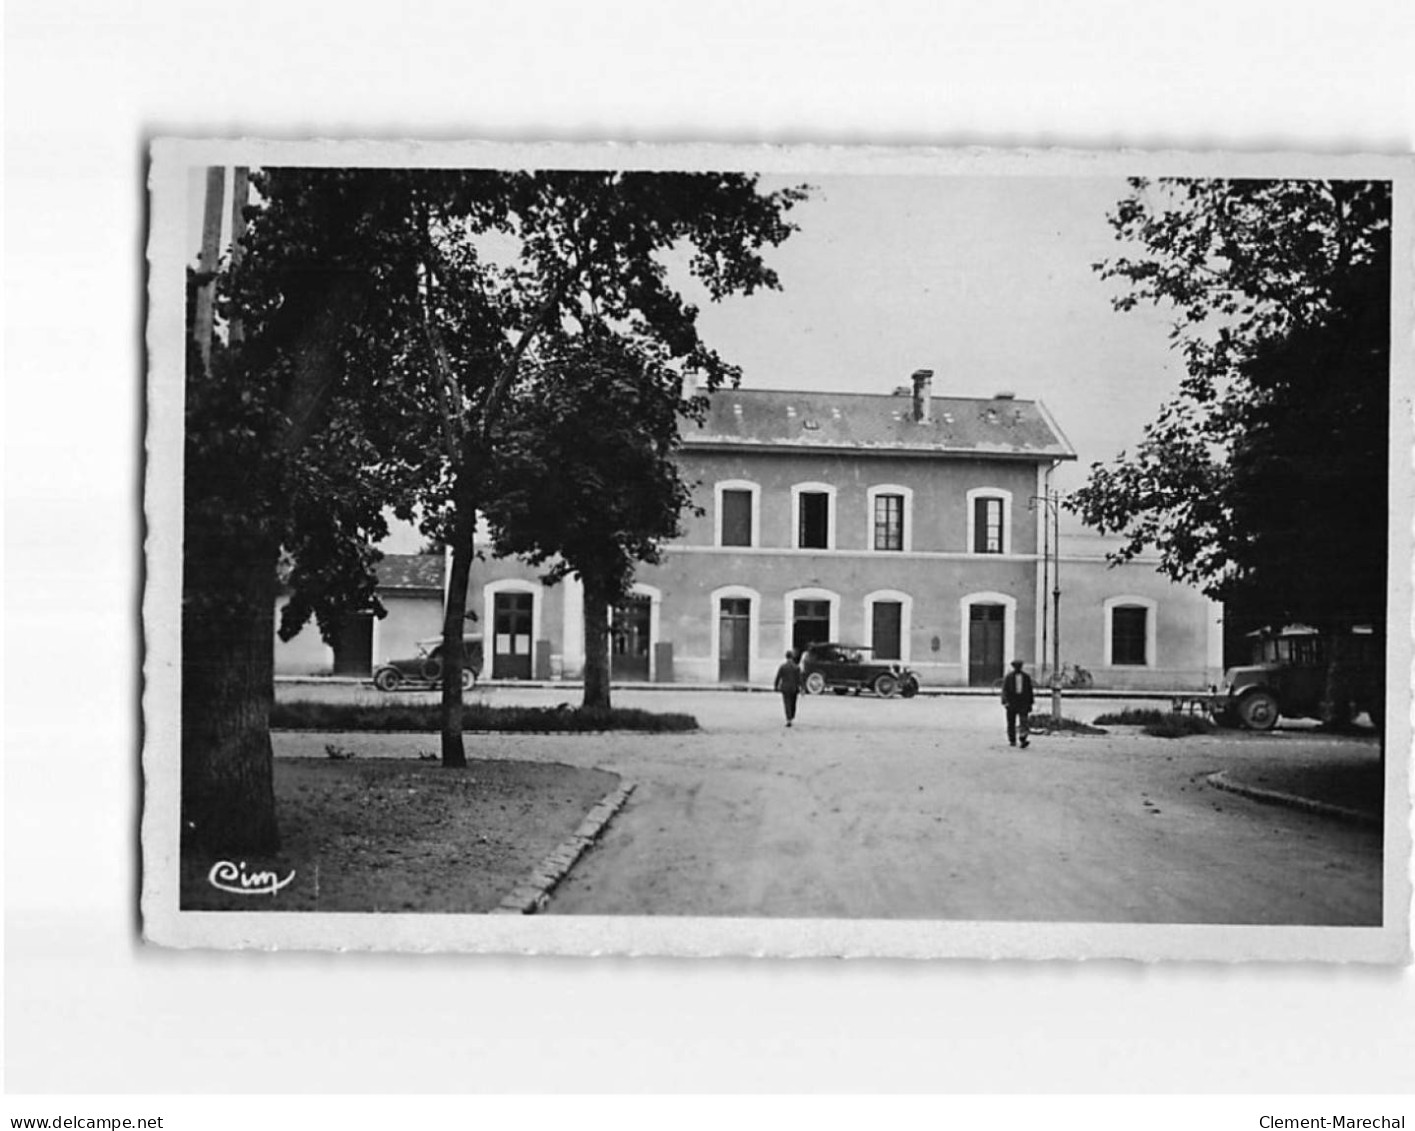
[181, 269, 372, 854]
[439, 457, 481, 768]
[181, 532, 282, 854]
[439, 510, 475, 769]
[582, 576, 612, 711]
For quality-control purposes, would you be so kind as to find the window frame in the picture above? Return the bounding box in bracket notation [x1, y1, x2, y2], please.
[790, 482, 838, 551]
[1102, 595, 1158, 668]
[866, 484, 913, 552]
[714, 479, 761, 548]
[965, 487, 1013, 555]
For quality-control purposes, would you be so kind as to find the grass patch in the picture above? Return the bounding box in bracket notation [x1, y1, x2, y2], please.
[1141, 713, 1215, 739]
[1092, 707, 1171, 726]
[1026, 713, 1107, 735]
[272, 700, 699, 733]
[180, 757, 620, 913]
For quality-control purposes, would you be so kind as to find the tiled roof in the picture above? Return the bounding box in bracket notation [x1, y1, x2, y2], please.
[375, 553, 444, 592]
[685, 388, 1075, 460]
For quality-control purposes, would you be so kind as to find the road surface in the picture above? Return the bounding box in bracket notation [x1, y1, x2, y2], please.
[275, 685, 1384, 924]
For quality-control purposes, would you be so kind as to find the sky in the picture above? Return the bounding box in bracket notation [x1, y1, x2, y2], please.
[190, 166, 1189, 542]
[673, 172, 1184, 504]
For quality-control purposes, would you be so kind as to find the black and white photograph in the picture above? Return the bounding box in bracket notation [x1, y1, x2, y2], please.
[11, 0, 1415, 1111]
[142, 142, 1412, 961]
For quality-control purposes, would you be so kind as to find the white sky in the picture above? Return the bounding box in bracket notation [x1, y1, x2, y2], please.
[678, 173, 1182, 500]
[191, 167, 1184, 544]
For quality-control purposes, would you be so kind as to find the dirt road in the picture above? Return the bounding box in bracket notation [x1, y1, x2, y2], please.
[276, 686, 1384, 924]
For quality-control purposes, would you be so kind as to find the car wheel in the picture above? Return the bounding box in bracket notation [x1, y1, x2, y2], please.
[1237, 690, 1280, 731]
[373, 667, 402, 693]
[804, 671, 826, 695]
[900, 676, 919, 699]
[460, 667, 476, 691]
[873, 673, 899, 698]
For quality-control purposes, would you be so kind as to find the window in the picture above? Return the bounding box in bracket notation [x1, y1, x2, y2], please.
[1111, 606, 1148, 666]
[798, 492, 830, 549]
[721, 489, 753, 547]
[867, 485, 913, 552]
[974, 497, 1004, 554]
[790, 483, 836, 550]
[874, 494, 904, 551]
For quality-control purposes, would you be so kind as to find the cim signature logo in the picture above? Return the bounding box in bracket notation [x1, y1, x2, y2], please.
[208, 859, 296, 897]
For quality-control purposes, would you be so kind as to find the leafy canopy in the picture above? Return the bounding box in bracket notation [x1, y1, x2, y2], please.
[1067, 177, 1390, 626]
[483, 329, 699, 603]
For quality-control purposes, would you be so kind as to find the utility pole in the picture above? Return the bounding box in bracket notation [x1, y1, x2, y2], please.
[194, 167, 225, 373]
[1050, 488, 1061, 723]
[227, 167, 249, 345]
[1030, 486, 1063, 724]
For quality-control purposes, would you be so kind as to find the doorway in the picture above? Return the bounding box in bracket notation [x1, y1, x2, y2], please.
[791, 598, 831, 655]
[492, 591, 534, 679]
[611, 594, 652, 681]
[331, 612, 373, 676]
[968, 603, 1005, 686]
[871, 601, 903, 660]
[718, 597, 751, 682]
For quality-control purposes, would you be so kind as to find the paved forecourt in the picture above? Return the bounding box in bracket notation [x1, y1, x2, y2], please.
[275, 685, 1384, 925]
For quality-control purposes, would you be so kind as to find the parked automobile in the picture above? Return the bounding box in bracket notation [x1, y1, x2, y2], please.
[799, 642, 919, 698]
[1211, 624, 1382, 731]
[372, 635, 484, 692]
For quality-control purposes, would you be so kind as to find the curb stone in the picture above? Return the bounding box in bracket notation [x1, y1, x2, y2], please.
[491, 782, 638, 914]
[1206, 771, 1380, 828]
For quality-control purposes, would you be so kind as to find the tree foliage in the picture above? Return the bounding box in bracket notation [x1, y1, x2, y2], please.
[183, 166, 807, 847]
[1067, 178, 1390, 632]
[484, 331, 701, 707]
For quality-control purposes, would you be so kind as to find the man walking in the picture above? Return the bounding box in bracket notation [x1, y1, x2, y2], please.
[1001, 659, 1035, 748]
[774, 650, 803, 727]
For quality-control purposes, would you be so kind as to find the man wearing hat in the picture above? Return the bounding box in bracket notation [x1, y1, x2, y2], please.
[1000, 659, 1035, 748]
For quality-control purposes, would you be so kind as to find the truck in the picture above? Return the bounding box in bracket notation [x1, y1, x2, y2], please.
[1211, 624, 1383, 731]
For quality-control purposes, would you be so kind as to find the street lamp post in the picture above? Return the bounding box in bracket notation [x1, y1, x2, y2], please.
[1031, 488, 1063, 724]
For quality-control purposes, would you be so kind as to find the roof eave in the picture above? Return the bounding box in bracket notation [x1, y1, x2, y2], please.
[682, 439, 1077, 461]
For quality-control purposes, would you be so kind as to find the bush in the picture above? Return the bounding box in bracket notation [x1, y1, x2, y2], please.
[1092, 707, 1170, 726]
[1140, 713, 1215, 739]
[272, 700, 699, 733]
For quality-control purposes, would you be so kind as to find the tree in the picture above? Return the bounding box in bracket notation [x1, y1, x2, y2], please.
[183, 166, 806, 850]
[483, 331, 701, 709]
[419, 171, 808, 764]
[1067, 178, 1390, 639]
[183, 168, 509, 853]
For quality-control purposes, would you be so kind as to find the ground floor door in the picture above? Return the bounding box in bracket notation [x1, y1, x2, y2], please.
[331, 612, 373, 676]
[871, 601, 902, 660]
[792, 599, 831, 655]
[611, 594, 652, 681]
[718, 598, 750, 682]
[968, 604, 1005, 686]
[492, 592, 534, 679]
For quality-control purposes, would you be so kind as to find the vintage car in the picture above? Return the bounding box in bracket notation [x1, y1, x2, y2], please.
[1211, 624, 1382, 731]
[799, 642, 920, 698]
[372, 635, 484, 692]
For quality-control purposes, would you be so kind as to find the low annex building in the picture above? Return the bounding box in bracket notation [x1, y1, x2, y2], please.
[276, 371, 1222, 691]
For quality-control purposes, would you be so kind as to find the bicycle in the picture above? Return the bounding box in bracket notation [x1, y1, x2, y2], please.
[1050, 663, 1093, 690]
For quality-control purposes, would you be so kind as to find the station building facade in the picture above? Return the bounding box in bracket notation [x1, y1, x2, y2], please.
[276, 372, 1223, 691]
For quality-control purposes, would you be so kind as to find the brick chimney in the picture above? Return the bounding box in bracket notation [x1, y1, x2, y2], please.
[911, 368, 934, 423]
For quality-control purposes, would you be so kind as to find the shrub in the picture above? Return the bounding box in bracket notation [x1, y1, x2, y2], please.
[272, 701, 699, 733]
[1140, 713, 1215, 739]
[1026, 713, 1107, 735]
[1092, 707, 1169, 726]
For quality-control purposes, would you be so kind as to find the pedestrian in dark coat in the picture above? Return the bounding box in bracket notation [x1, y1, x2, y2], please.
[774, 650, 803, 727]
[1001, 659, 1035, 747]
